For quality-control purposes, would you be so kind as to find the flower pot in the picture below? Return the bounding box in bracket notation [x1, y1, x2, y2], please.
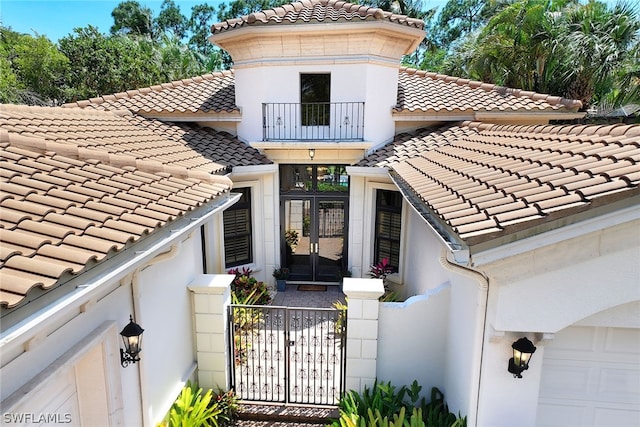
[276, 279, 287, 292]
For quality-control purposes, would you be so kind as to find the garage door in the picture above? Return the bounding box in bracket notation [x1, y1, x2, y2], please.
[537, 326, 640, 427]
[3, 342, 112, 426]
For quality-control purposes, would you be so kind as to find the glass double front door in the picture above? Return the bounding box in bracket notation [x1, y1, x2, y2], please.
[282, 197, 346, 282]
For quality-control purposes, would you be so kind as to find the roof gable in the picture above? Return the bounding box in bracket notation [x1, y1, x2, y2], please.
[390, 122, 640, 247]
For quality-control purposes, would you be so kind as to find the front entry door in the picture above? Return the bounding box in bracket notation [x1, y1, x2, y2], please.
[283, 197, 346, 282]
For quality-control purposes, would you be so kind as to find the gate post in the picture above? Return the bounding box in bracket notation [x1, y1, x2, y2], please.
[342, 278, 385, 394]
[188, 274, 235, 390]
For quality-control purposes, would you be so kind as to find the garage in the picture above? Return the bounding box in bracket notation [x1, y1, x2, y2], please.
[537, 326, 640, 427]
[2, 324, 122, 426]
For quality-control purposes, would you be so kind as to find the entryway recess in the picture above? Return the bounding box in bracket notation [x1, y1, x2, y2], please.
[228, 305, 347, 405]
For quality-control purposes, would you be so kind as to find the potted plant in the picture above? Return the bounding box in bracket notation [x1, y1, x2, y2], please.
[272, 267, 289, 292]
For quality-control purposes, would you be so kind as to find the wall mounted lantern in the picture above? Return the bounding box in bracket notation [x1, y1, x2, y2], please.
[308, 148, 315, 160]
[120, 315, 144, 368]
[508, 337, 536, 378]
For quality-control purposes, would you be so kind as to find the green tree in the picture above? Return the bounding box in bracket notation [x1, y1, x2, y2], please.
[442, 0, 639, 109]
[155, 0, 188, 39]
[157, 33, 210, 80]
[111, 0, 154, 37]
[434, 0, 497, 46]
[0, 47, 21, 104]
[188, 3, 217, 56]
[558, 0, 640, 108]
[216, 0, 286, 22]
[60, 26, 160, 99]
[0, 27, 69, 105]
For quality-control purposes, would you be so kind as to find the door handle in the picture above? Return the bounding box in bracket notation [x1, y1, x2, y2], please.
[309, 243, 319, 253]
[314, 243, 319, 253]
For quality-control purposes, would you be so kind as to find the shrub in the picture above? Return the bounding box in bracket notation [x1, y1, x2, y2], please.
[159, 384, 240, 427]
[369, 258, 400, 302]
[333, 380, 466, 427]
[162, 382, 221, 427]
[213, 389, 240, 426]
[228, 267, 271, 305]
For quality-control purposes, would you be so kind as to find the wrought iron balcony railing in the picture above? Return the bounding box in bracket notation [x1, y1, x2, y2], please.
[262, 102, 365, 141]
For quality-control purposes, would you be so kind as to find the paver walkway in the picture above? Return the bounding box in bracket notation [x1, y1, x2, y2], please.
[271, 284, 345, 308]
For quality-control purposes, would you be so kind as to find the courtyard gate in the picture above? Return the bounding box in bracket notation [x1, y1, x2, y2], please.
[228, 305, 346, 405]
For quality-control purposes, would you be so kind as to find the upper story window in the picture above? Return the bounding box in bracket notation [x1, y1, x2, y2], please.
[223, 188, 253, 268]
[374, 189, 402, 272]
[301, 73, 330, 126]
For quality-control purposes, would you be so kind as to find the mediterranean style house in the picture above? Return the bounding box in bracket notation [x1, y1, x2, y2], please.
[1, 1, 638, 426]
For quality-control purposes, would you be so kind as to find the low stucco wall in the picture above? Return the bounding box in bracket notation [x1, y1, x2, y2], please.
[376, 283, 451, 397]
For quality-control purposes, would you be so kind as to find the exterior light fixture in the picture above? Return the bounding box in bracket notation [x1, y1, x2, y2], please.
[120, 315, 144, 368]
[508, 337, 536, 378]
[308, 148, 315, 160]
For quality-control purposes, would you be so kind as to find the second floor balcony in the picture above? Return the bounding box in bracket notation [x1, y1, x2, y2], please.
[262, 102, 365, 141]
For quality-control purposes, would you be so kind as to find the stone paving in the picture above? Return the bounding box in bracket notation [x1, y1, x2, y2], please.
[271, 284, 345, 308]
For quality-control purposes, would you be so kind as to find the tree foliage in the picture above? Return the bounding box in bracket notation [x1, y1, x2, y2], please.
[0, 27, 69, 104]
[439, 0, 640, 109]
[155, 0, 188, 39]
[111, 0, 154, 37]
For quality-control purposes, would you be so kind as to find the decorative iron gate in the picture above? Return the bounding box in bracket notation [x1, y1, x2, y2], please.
[228, 305, 346, 405]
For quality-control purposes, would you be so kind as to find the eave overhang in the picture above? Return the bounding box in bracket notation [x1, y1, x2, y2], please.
[136, 110, 242, 123]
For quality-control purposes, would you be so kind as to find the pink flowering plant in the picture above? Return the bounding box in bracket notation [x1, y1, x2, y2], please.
[369, 258, 399, 302]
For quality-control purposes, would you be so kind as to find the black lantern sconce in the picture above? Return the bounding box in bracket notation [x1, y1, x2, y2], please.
[120, 315, 144, 368]
[308, 148, 315, 160]
[508, 337, 536, 378]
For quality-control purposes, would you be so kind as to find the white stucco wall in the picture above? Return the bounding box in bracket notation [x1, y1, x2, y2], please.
[227, 166, 279, 287]
[401, 205, 452, 297]
[1, 208, 231, 426]
[377, 284, 451, 395]
[234, 63, 397, 146]
[442, 271, 486, 422]
[474, 212, 640, 427]
[136, 234, 203, 425]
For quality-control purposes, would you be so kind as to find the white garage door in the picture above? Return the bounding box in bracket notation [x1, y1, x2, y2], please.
[3, 343, 112, 426]
[537, 326, 640, 427]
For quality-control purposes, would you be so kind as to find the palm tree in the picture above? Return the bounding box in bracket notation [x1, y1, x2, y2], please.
[556, 1, 640, 108]
[442, 0, 639, 110]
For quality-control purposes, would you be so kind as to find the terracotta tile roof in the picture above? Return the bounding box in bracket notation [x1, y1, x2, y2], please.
[356, 124, 479, 167]
[0, 122, 234, 310]
[63, 71, 237, 115]
[395, 68, 583, 113]
[62, 67, 580, 119]
[130, 117, 272, 168]
[390, 122, 640, 246]
[211, 0, 424, 35]
[1, 104, 270, 172]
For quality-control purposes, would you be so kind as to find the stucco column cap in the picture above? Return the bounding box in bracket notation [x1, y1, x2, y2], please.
[188, 274, 235, 294]
[343, 278, 384, 300]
